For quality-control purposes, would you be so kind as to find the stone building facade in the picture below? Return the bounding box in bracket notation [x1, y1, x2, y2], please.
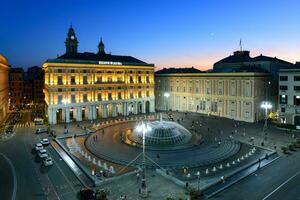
[155, 68, 270, 122]
[43, 27, 155, 124]
[0, 54, 9, 123]
[278, 69, 300, 126]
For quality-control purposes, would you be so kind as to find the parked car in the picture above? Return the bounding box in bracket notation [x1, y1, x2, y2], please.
[36, 128, 48, 134]
[38, 149, 48, 158]
[41, 138, 50, 146]
[43, 157, 53, 166]
[80, 188, 95, 200]
[35, 143, 44, 151]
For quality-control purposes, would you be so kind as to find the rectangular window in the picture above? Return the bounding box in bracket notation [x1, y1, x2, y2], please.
[280, 76, 288, 81]
[98, 93, 102, 101]
[57, 76, 63, 85]
[294, 86, 300, 91]
[138, 91, 142, 98]
[280, 95, 287, 104]
[71, 95, 76, 103]
[108, 93, 112, 100]
[146, 91, 150, 97]
[294, 76, 300, 81]
[71, 69, 75, 73]
[58, 88, 62, 92]
[294, 95, 300, 105]
[130, 93, 134, 99]
[146, 76, 150, 83]
[280, 85, 288, 90]
[97, 76, 102, 83]
[58, 69, 62, 73]
[118, 92, 122, 99]
[107, 77, 113, 82]
[57, 95, 63, 104]
[138, 76, 142, 83]
[281, 107, 285, 113]
[83, 76, 88, 84]
[71, 76, 76, 85]
[83, 94, 88, 102]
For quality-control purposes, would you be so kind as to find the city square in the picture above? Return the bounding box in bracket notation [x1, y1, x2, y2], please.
[1, 1, 300, 200]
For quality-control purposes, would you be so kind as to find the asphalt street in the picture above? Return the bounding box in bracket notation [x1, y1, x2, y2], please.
[211, 150, 300, 200]
[0, 111, 83, 200]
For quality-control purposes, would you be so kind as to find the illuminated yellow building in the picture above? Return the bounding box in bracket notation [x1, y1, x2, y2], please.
[43, 27, 155, 124]
[0, 54, 9, 123]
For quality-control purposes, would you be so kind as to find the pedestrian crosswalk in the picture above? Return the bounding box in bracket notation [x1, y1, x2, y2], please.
[14, 122, 35, 128]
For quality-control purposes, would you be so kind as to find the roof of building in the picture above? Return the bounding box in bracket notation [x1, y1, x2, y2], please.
[155, 67, 202, 74]
[0, 54, 8, 65]
[214, 51, 292, 66]
[46, 52, 153, 66]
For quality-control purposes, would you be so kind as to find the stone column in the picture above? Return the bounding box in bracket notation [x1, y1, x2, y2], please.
[92, 105, 97, 120]
[112, 103, 117, 117]
[150, 100, 155, 112]
[52, 108, 57, 124]
[133, 102, 137, 114]
[88, 105, 93, 120]
[65, 107, 70, 123]
[142, 101, 146, 113]
[122, 102, 127, 116]
[76, 106, 82, 122]
[102, 104, 108, 118]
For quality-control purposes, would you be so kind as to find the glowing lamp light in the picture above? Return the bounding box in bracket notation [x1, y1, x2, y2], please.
[164, 92, 170, 98]
[261, 101, 272, 109]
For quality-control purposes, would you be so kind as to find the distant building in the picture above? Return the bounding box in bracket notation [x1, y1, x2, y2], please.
[213, 50, 294, 111]
[0, 54, 9, 123]
[155, 67, 270, 122]
[278, 69, 300, 126]
[9, 66, 44, 108]
[9, 68, 24, 108]
[26, 66, 44, 104]
[43, 26, 155, 124]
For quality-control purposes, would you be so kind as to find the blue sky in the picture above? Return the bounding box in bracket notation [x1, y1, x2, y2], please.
[1, 0, 300, 70]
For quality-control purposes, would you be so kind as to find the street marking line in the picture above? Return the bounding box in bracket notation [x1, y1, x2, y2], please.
[0, 152, 17, 200]
[262, 169, 300, 200]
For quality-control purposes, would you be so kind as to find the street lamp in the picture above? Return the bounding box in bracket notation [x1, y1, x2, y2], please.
[261, 101, 272, 144]
[261, 101, 272, 129]
[135, 121, 152, 198]
[62, 98, 70, 134]
[196, 171, 200, 192]
[164, 92, 170, 111]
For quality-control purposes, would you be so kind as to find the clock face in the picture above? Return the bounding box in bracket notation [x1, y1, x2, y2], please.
[71, 35, 75, 40]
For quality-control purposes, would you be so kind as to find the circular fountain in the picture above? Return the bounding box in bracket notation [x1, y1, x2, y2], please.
[128, 114, 192, 147]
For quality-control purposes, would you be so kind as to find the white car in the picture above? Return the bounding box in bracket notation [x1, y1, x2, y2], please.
[36, 128, 48, 134]
[35, 143, 44, 151]
[40, 138, 50, 146]
[38, 149, 48, 158]
[43, 157, 53, 166]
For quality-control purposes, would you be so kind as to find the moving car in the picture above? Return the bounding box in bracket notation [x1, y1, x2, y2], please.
[35, 143, 44, 151]
[36, 128, 48, 134]
[34, 118, 44, 125]
[43, 157, 53, 166]
[40, 138, 50, 146]
[38, 149, 48, 158]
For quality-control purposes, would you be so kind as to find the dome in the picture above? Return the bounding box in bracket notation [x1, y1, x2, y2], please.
[130, 120, 192, 146]
[0, 54, 8, 65]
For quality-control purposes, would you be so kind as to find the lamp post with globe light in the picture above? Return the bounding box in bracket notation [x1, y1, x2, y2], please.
[164, 92, 170, 111]
[62, 98, 70, 134]
[135, 121, 152, 198]
[261, 101, 272, 144]
[196, 171, 200, 192]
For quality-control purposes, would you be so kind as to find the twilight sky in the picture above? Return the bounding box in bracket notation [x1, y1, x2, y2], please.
[1, 0, 300, 70]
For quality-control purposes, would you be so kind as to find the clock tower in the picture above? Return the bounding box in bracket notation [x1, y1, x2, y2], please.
[65, 25, 78, 54]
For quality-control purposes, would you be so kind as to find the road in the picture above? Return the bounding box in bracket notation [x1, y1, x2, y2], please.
[0, 110, 83, 200]
[211, 151, 300, 200]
